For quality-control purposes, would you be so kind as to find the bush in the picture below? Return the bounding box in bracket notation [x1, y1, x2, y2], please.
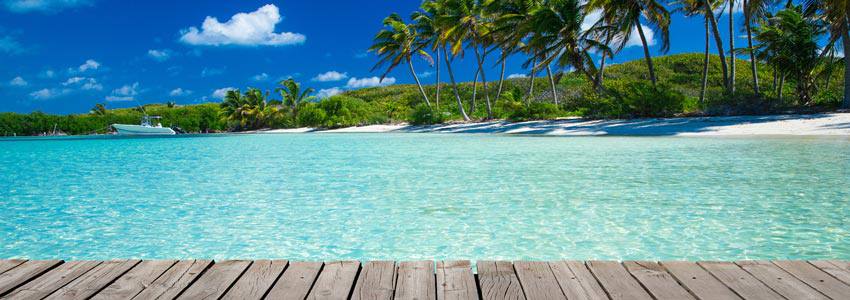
[296, 103, 327, 127]
[608, 82, 686, 117]
[499, 100, 562, 121]
[317, 95, 378, 128]
[409, 104, 445, 125]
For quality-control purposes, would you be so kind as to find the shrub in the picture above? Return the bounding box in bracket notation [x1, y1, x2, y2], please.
[409, 104, 445, 125]
[608, 82, 686, 117]
[296, 103, 327, 127]
[317, 95, 377, 128]
[499, 100, 562, 121]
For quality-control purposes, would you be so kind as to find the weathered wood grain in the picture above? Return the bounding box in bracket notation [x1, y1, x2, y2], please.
[394, 260, 436, 300]
[736, 260, 828, 300]
[435, 260, 476, 300]
[176, 260, 251, 300]
[586, 261, 652, 300]
[623, 261, 694, 300]
[131, 259, 211, 300]
[265, 261, 323, 300]
[44, 259, 140, 300]
[222, 260, 288, 300]
[477, 261, 525, 300]
[308, 261, 360, 300]
[548, 261, 607, 300]
[1, 261, 102, 300]
[0, 260, 26, 276]
[810, 260, 850, 286]
[772, 260, 850, 300]
[699, 261, 784, 300]
[513, 261, 566, 300]
[0, 260, 62, 296]
[91, 260, 176, 300]
[351, 261, 395, 300]
[661, 261, 740, 300]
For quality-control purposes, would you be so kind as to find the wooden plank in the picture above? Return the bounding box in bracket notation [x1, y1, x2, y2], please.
[548, 261, 607, 300]
[623, 261, 695, 300]
[222, 260, 288, 300]
[586, 261, 652, 300]
[131, 259, 211, 300]
[91, 260, 177, 300]
[265, 261, 323, 300]
[736, 260, 828, 300]
[394, 260, 436, 300]
[0, 260, 63, 296]
[351, 261, 396, 300]
[0, 260, 26, 276]
[176, 260, 251, 300]
[773, 260, 850, 299]
[513, 261, 565, 300]
[477, 261, 524, 300]
[308, 261, 360, 300]
[435, 260, 476, 300]
[44, 259, 140, 300]
[1, 261, 102, 300]
[661, 261, 740, 300]
[810, 261, 850, 286]
[698, 261, 783, 300]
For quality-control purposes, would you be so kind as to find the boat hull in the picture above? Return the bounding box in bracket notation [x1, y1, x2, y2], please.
[112, 124, 176, 135]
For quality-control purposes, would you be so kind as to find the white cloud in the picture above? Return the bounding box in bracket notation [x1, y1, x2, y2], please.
[507, 73, 528, 79]
[3, 0, 92, 13]
[0, 35, 23, 54]
[106, 82, 139, 102]
[41, 69, 55, 78]
[147, 49, 171, 61]
[179, 4, 306, 47]
[9, 76, 27, 86]
[317, 87, 343, 99]
[581, 10, 654, 49]
[169, 88, 192, 97]
[252, 72, 269, 81]
[345, 76, 395, 88]
[201, 67, 225, 77]
[418, 71, 433, 78]
[354, 52, 369, 59]
[62, 76, 102, 90]
[312, 71, 348, 82]
[212, 87, 236, 100]
[29, 88, 68, 100]
[75, 59, 100, 72]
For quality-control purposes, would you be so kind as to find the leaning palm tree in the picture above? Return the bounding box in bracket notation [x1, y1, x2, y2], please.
[90, 103, 107, 116]
[369, 13, 433, 109]
[412, 3, 442, 109]
[743, 0, 774, 96]
[492, 0, 543, 102]
[804, 0, 850, 108]
[275, 78, 316, 117]
[672, 0, 716, 104]
[587, 0, 671, 86]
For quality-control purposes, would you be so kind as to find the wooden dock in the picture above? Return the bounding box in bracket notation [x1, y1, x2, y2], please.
[0, 260, 849, 299]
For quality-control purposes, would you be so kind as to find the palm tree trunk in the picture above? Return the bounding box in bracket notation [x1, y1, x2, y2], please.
[596, 22, 613, 90]
[443, 46, 470, 120]
[474, 46, 493, 119]
[773, 63, 778, 92]
[843, 29, 850, 109]
[436, 50, 441, 109]
[705, 2, 730, 90]
[743, 0, 759, 96]
[471, 69, 479, 114]
[546, 65, 559, 106]
[701, 18, 710, 105]
[528, 58, 537, 103]
[407, 58, 431, 108]
[496, 58, 506, 101]
[778, 73, 785, 101]
[729, 0, 736, 95]
[635, 18, 657, 85]
[826, 49, 834, 90]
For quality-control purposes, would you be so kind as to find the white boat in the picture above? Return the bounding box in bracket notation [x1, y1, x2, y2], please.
[112, 116, 176, 136]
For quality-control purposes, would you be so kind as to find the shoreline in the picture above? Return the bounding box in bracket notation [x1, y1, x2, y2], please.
[257, 112, 850, 137]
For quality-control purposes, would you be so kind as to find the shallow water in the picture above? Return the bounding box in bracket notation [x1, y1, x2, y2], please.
[1, 133, 849, 261]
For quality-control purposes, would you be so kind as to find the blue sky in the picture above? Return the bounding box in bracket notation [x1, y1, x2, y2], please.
[1, 0, 752, 114]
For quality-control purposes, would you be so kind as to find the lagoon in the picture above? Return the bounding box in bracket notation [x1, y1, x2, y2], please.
[1, 134, 849, 261]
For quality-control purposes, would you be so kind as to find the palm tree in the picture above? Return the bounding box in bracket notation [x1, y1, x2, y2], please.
[492, 0, 543, 102]
[275, 78, 316, 118]
[412, 2, 442, 109]
[370, 13, 433, 109]
[673, 0, 714, 104]
[804, 0, 850, 108]
[438, 0, 495, 119]
[90, 103, 107, 116]
[588, 0, 671, 86]
[427, 0, 471, 120]
[728, 0, 736, 94]
[743, 0, 773, 96]
[526, 0, 609, 100]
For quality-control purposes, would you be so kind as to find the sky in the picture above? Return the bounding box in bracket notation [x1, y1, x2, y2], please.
[0, 0, 755, 114]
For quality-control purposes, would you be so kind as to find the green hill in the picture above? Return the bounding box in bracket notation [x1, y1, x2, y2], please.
[1, 53, 844, 136]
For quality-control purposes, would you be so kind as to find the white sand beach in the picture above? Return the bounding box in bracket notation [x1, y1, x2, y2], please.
[261, 112, 850, 136]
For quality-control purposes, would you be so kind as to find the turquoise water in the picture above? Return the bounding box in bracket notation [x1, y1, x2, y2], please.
[1, 134, 849, 261]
